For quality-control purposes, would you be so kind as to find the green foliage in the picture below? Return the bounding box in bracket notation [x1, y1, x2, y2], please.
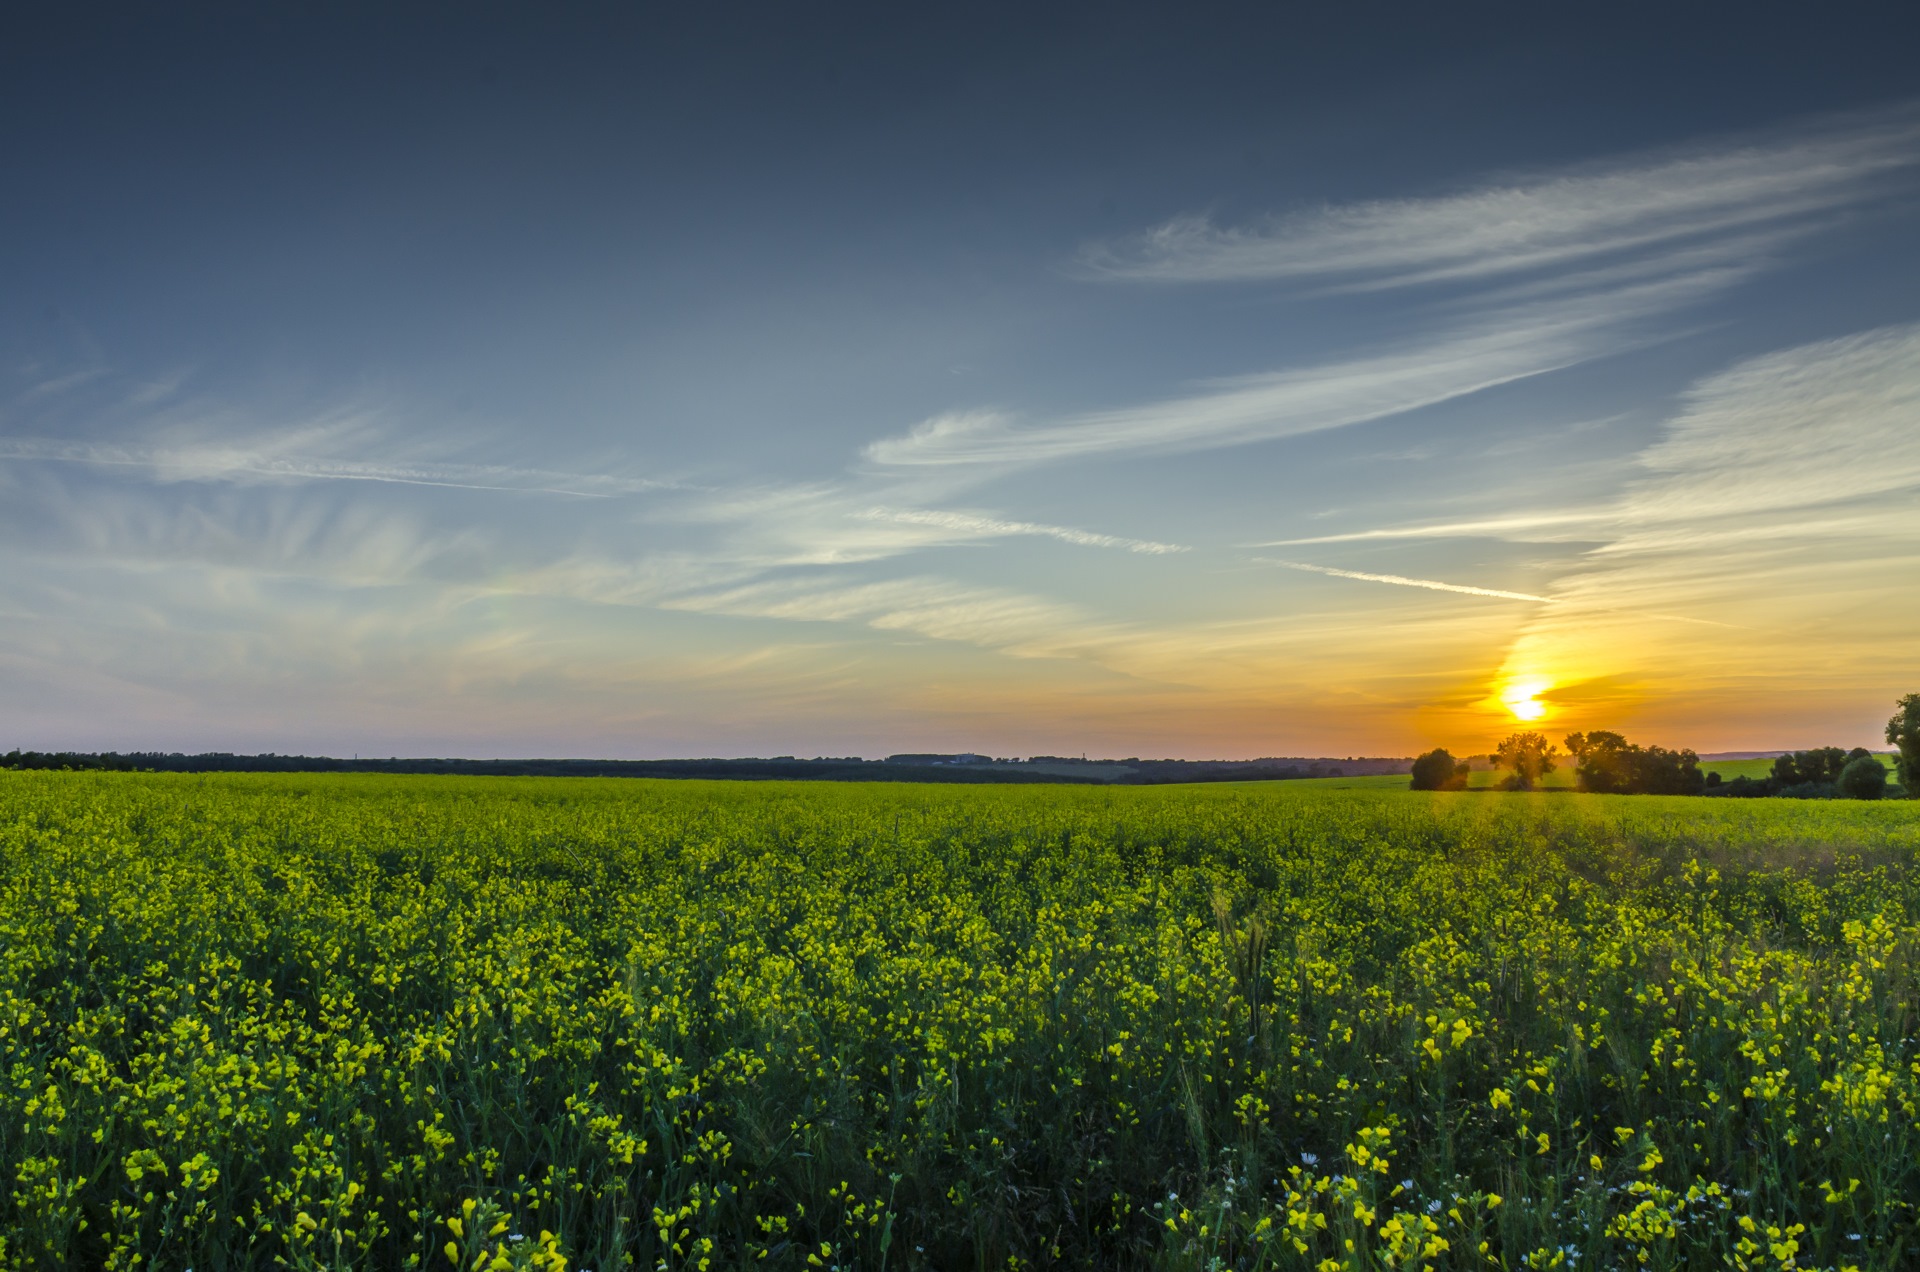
[1491, 731, 1558, 790]
[1838, 754, 1890, 801]
[1, 772, 1919, 1270]
[1705, 749, 1893, 801]
[1890, 693, 1920, 796]
[1773, 747, 1859, 789]
[1706, 773, 1779, 799]
[1407, 748, 1467, 791]
[1564, 731, 1704, 796]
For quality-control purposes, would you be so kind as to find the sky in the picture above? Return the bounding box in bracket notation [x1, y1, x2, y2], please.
[3, 2, 1918, 759]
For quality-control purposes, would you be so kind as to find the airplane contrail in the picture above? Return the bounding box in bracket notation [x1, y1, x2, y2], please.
[1267, 559, 1557, 602]
[1265, 558, 1751, 628]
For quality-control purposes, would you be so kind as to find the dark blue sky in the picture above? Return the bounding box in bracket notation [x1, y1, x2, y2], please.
[4, 2, 1918, 756]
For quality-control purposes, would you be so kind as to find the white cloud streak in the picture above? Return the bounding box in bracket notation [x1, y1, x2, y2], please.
[855, 506, 1187, 554]
[661, 575, 1107, 654]
[865, 305, 1589, 468]
[1263, 558, 1746, 629]
[1241, 316, 1920, 552]
[0, 436, 673, 499]
[0, 483, 490, 588]
[1265, 559, 1558, 603]
[1616, 321, 1920, 528]
[867, 109, 1918, 475]
[1077, 106, 1920, 287]
[1251, 510, 1615, 547]
[864, 271, 1729, 469]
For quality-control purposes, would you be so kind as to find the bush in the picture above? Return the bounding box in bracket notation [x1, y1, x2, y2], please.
[1771, 747, 1855, 787]
[1837, 754, 1889, 800]
[1409, 747, 1468, 791]
[1775, 781, 1838, 800]
[1702, 775, 1772, 798]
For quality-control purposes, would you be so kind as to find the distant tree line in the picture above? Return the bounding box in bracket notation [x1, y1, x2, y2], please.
[1706, 746, 1893, 801]
[1565, 731, 1705, 795]
[0, 752, 1103, 784]
[1410, 693, 1917, 799]
[1117, 760, 1327, 785]
[0, 750, 1385, 787]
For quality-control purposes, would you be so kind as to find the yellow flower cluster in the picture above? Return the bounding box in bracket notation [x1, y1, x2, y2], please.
[0, 770, 1915, 1269]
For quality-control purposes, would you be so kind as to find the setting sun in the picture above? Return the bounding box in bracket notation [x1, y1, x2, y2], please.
[1501, 678, 1551, 722]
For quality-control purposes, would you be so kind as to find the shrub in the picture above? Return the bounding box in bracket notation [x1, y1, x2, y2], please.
[1777, 781, 1839, 800]
[1408, 748, 1468, 791]
[1702, 775, 1772, 798]
[1837, 754, 1889, 800]
[1772, 747, 1853, 787]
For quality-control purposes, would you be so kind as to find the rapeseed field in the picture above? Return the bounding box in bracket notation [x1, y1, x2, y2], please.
[2, 772, 1917, 1270]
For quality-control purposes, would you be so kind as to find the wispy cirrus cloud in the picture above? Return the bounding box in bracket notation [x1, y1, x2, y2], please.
[854, 506, 1187, 554]
[864, 271, 1726, 469]
[1298, 323, 1920, 554]
[651, 476, 1189, 577]
[1076, 105, 1920, 288]
[867, 109, 1918, 475]
[0, 365, 1188, 671]
[0, 435, 675, 499]
[864, 317, 1578, 468]
[1615, 321, 1920, 529]
[660, 574, 1109, 654]
[3, 372, 684, 500]
[1240, 318, 1920, 551]
[0, 479, 492, 587]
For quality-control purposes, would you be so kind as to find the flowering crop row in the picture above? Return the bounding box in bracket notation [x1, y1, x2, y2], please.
[1, 772, 1917, 1269]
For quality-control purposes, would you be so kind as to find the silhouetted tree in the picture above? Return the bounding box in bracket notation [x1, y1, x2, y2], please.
[1565, 730, 1633, 793]
[1409, 748, 1469, 791]
[1563, 730, 1702, 795]
[1837, 754, 1888, 800]
[1889, 693, 1920, 797]
[1493, 731, 1558, 791]
[1638, 746, 1706, 795]
[1772, 746, 1851, 788]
